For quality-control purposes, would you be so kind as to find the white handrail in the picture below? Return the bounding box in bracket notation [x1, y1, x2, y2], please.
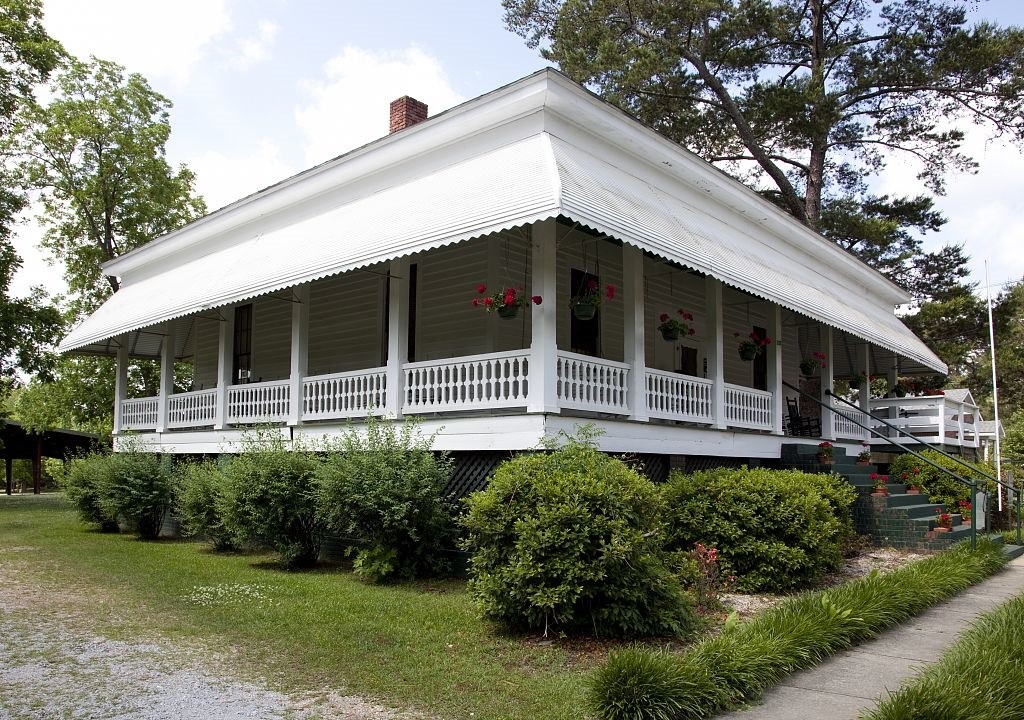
[303, 368, 386, 420]
[226, 380, 291, 424]
[723, 383, 772, 431]
[644, 368, 713, 423]
[556, 351, 629, 414]
[403, 350, 530, 413]
[167, 389, 218, 429]
[121, 397, 159, 431]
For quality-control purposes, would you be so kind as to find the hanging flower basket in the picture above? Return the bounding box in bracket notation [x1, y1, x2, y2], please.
[657, 310, 695, 342]
[573, 301, 597, 321]
[660, 327, 680, 342]
[471, 284, 541, 318]
[497, 304, 518, 319]
[849, 373, 867, 389]
[737, 331, 771, 361]
[739, 344, 760, 361]
[800, 352, 826, 377]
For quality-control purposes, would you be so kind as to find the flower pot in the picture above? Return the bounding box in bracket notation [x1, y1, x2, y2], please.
[856, 460, 870, 466]
[894, 387, 907, 398]
[660, 327, 681, 342]
[906, 487, 921, 495]
[497, 304, 519, 319]
[739, 346, 759, 362]
[573, 302, 597, 321]
[933, 526, 950, 533]
[816, 454, 833, 465]
[871, 490, 889, 497]
[799, 361, 817, 377]
[849, 379, 863, 389]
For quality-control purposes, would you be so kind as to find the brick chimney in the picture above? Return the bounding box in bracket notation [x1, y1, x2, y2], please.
[389, 96, 428, 134]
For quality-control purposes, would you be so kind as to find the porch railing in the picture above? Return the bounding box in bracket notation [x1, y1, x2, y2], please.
[403, 350, 530, 413]
[121, 397, 159, 431]
[831, 399, 870, 441]
[556, 351, 629, 414]
[868, 395, 979, 448]
[303, 368, 386, 421]
[167, 389, 218, 429]
[226, 380, 291, 425]
[644, 368, 713, 423]
[723, 383, 772, 431]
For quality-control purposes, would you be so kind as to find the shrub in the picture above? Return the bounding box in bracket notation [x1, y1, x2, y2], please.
[220, 430, 323, 569]
[889, 449, 994, 512]
[461, 429, 697, 638]
[174, 459, 237, 551]
[60, 451, 119, 532]
[590, 540, 1007, 720]
[316, 416, 455, 582]
[96, 443, 174, 539]
[661, 467, 856, 592]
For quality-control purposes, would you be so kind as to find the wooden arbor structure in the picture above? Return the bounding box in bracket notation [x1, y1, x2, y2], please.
[1, 420, 99, 495]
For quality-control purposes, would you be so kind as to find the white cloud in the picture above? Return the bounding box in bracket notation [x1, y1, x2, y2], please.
[295, 46, 464, 167]
[187, 139, 298, 212]
[226, 19, 279, 70]
[43, 0, 232, 85]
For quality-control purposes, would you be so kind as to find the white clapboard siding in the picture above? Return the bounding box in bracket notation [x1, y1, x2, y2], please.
[557, 228, 624, 361]
[722, 285, 769, 386]
[251, 295, 292, 381]
[492, 233, 535, 354]
[307, 268, 386, 375]
[643, 256, 707, 372]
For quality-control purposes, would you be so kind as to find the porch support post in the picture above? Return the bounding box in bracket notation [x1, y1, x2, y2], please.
[820, 326, 836, 440]
[857, 342, 871, 414]
[767, 304, 783, 435]
[385, 257, 409, 419]
[155, 324, 174, 433]
[705, 277, 726, 430]
[113, 335, 129, 435]
[288, 284, 310, 426]
[623, 244, 648, 422]
[213, 308, 235, 430]
[528, 219, 559, 414]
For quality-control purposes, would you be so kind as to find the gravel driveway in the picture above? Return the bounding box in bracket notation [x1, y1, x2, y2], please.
[0, 552, 415, 720]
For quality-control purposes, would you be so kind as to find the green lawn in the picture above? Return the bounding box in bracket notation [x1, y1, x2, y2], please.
[0, 494, 592, 719]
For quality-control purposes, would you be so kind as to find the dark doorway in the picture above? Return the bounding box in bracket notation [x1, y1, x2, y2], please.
[753, 324, 768, 391]
[570, 268, 599, 356]
[233, 303, 253, 382]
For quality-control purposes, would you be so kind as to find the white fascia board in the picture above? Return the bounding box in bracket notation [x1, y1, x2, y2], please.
[106, 70, 558, 280]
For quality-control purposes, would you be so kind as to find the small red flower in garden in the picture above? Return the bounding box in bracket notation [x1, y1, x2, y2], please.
[913, 467, 920, 475]
[531, 295, 542, 305]
[483, 297, 493, 308]
[476, 283, 487, 294]
[870, 472, 879, 480]
[901, 472, 909, 480]
[471, 299, 479, 307]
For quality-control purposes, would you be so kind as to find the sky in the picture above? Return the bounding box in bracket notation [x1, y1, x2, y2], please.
[11, 0, 1024, 301]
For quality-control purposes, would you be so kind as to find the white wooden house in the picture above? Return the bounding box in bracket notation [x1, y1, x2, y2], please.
[59, 69, 949, 464]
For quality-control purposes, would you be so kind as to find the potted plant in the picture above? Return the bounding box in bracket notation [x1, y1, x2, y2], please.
[472, 284, 542, 318]
[958, 500, 972, 524]
[848, 372, 867, 389]
[892, 380, 908, 398]
[856, 444, 871, 465]
[657, 309, 695, 341]
[933, 508, 952, 532]
[799, 351, 827, 377]
[871, 473, 889, 496]
[568, 279, 614, 320]
[738, 331, 772, 361]
[816, 441, 834, 465]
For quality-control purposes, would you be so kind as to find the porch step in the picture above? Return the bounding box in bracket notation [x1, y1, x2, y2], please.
[1004, 544, 1024, 560]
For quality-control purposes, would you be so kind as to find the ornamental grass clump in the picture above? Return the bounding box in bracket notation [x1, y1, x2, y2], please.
[316, 415, 455, 583]
[661, 467, 856, 592]
[590, 540, 1007, 720]
[461, 428, 697, 638]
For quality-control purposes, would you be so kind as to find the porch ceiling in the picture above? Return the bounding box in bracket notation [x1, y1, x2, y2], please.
[59, 131, 945, 374]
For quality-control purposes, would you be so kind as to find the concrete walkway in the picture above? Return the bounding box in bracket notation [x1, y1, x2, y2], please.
[717, 555, 1024, 720]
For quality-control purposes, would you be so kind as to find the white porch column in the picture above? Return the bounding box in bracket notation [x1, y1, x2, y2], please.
[857, 342, 871, 414]
[767, 305, 783, 435]
[155, 324, 174, 433]
[528, 219, 559, 414]
[820, 326, 836, 440]
[705, 277, 726, 430]
[213, 308, 235, 430]
[288, 285, 310, 426]
[113, 335, 129, 435]
[384, 257, 409, 418]
[623, 245, 648, 422]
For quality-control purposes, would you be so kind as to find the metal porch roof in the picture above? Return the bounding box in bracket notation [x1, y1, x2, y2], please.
[59, 132, 945, 374]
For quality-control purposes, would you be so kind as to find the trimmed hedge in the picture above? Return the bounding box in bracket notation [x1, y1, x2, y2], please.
[590, 539, 1008, 720]
[462, 433, 698, 638]
[889, 449, 994, 512]
[173, 459, 236, 551]
[864, 591, 1024, 719]
[661, 467, 856, 591]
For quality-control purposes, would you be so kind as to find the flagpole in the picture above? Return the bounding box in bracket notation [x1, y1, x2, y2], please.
[986, 261, 1002, 512]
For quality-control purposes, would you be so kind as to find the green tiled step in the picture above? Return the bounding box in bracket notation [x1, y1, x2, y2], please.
[1004, 544, 1024, 559]
[886, 503, 948, 520]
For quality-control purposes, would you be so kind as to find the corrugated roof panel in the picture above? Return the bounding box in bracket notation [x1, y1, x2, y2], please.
[60, 135, 561, 352]
[550, 137, 946, 373]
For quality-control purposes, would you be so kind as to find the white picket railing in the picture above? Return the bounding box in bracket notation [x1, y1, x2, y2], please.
[121, 397, 159, 430]
[723, 383, 772, 431]
[303, 368, 387, 420]
[831, 400, 870, 441]
[868, 394, 979, 448]
[226, 380, 291, 425]
[556, 351, 629, 414]
[166, 389, 218, 429]
[403, 350, 530, 413]
[644, 369, 713, 423]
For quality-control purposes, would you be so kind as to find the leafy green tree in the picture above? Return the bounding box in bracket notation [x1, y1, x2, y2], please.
[503, 0, 1024, 290]
[5, 56, 206, 318]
